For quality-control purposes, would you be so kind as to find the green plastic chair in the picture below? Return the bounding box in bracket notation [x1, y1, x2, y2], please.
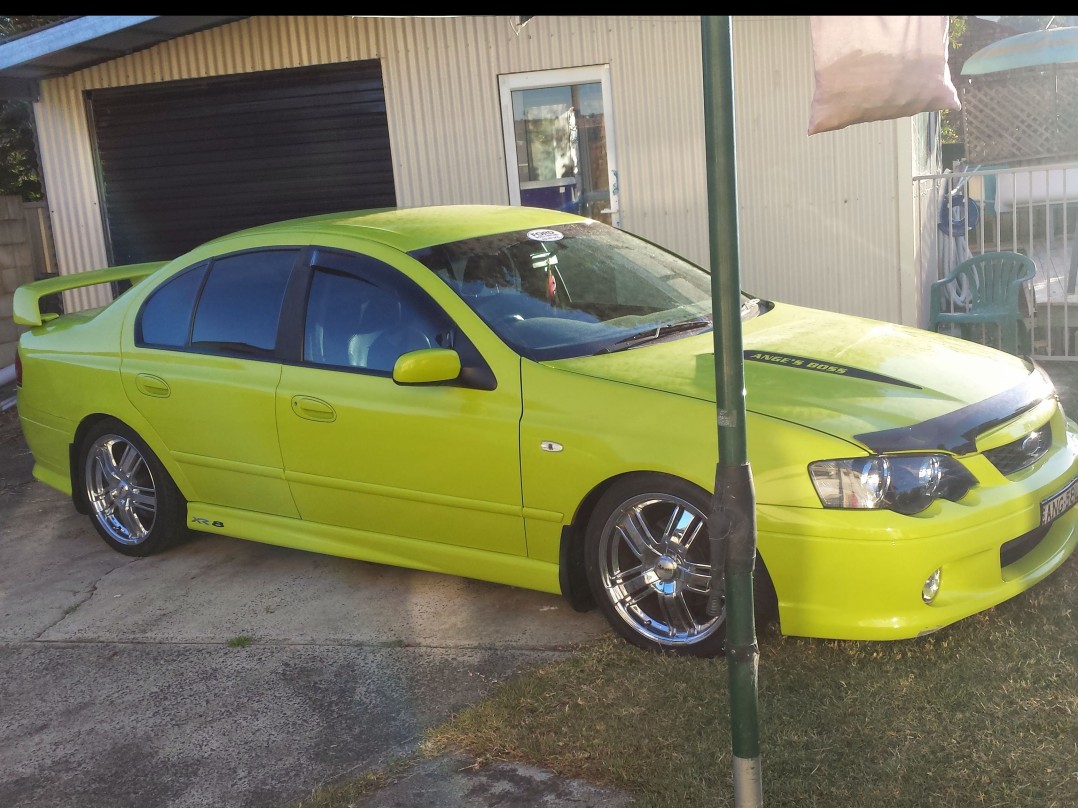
[928, 251, 1037, 355]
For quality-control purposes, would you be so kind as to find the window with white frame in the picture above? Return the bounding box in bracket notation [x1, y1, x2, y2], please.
[499, 65, 620, 228]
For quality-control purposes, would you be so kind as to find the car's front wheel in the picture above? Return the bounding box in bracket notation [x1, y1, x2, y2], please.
[79, 419, 188, 557]
[584, 474, 774, 657]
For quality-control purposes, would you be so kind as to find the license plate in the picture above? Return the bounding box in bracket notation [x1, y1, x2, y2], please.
[1040, 475, 1078, 525]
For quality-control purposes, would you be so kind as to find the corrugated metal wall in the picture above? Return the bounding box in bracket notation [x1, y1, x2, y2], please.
[348, 14, 710, 263]
[731, 16, 910, 323]
[34, 15, 916, 324]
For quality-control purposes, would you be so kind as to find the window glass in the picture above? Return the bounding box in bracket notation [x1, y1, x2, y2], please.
[137, 262, 207, 347]
[190, 250, 297, 357]
[303, 252, 450, 374]
[501, 66, 618, 226]
[512, 83, 608, 221]
[410, 220, 748, 361]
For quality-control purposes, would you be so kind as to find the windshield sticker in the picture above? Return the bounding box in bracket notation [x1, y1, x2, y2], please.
[526, 229, 564, 242]
[743, 351, 921, 389]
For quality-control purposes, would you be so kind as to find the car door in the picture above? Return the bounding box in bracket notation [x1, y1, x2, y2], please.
[120, 248, 301, 517]
[274, 247, 526, 554]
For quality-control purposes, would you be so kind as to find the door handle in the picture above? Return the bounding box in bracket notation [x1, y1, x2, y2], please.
[135, 373, 171, 398]
[291, 395, 336, 423]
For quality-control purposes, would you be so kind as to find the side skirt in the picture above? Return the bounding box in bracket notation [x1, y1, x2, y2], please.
[185, 502, 562, 595]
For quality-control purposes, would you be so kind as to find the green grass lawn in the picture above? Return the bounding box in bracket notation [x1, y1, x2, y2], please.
[419, 555, 1077, 808]
[297, 552, 1076, 808]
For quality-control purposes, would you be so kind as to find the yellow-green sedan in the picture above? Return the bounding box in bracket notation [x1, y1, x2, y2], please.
[13, 205, 1078, 656]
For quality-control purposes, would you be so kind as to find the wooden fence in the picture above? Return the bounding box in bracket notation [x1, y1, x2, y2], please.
[961, 65, 1078, 166]
[0, 196, 59, 369]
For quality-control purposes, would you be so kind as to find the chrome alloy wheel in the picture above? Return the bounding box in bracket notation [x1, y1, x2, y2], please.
[597, 492, 722, 646]
[84, 434, 158, 545]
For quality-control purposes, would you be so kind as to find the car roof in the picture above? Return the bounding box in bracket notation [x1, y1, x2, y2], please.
[210, 205, 589, 253]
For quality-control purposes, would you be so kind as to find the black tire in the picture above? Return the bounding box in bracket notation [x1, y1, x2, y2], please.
[584, 473, 777, 657]
[78, 418, 189, 557]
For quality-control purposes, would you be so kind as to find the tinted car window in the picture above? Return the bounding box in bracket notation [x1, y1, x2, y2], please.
[303, 252, 448, 374]
[190, 250, 297, 357]
[137, 262, 208, 348]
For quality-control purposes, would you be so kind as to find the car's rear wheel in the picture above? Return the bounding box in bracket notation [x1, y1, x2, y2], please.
[79, 419, 188, 557]
[584, 474, 775, 657]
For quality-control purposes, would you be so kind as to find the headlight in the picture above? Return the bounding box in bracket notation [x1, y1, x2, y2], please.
[809, 454, 977, 515]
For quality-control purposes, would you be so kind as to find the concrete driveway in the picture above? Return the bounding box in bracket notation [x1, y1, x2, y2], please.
[0, 409, 609, 808]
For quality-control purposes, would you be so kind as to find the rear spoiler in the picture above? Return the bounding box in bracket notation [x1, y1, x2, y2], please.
[13, 261, 168, 326]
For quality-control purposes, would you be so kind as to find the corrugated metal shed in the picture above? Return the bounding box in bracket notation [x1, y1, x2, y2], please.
[29, 15, 928, 324]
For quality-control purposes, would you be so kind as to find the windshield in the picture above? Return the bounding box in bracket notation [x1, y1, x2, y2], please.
[410, 220, 764, 361]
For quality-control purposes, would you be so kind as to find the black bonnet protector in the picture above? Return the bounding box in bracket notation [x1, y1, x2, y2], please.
[854, 366, 1055, 456]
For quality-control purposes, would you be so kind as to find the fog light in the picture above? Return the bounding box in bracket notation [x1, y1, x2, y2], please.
[922, 568, 941, 604]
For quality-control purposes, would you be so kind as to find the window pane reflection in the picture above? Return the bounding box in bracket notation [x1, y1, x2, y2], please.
[512, 82, 610, 224]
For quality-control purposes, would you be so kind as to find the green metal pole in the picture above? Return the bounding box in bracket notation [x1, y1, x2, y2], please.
[701, 15, 763, 808]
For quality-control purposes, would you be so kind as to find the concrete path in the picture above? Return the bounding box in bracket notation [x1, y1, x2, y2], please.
[0, 410, 619, 808]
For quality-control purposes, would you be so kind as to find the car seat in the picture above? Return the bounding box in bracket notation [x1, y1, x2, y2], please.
[347, 290, 402, 369]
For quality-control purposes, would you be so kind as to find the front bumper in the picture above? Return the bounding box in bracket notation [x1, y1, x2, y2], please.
[758, 413, 1078, 641]
[761, 507, 1077, 640]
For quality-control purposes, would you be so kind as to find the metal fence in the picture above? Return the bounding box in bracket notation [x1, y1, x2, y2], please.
[914, 161, 1078, 360]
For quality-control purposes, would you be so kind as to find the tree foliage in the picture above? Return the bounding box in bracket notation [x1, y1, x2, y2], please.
[940, 17, 969, 146]
[948, 15, 966, 50]
[0, 99, 44, 199]
[0, 15, 67, 38]
[0, 16, 70, 200]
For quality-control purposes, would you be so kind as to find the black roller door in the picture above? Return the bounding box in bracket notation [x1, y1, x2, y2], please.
[88, 60, 396, 264]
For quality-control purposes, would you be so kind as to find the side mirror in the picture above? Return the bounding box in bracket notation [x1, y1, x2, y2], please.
[392, 348, 462, 385]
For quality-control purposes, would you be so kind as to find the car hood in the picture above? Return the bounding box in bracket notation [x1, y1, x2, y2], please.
[543, 302, 1050, 452]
